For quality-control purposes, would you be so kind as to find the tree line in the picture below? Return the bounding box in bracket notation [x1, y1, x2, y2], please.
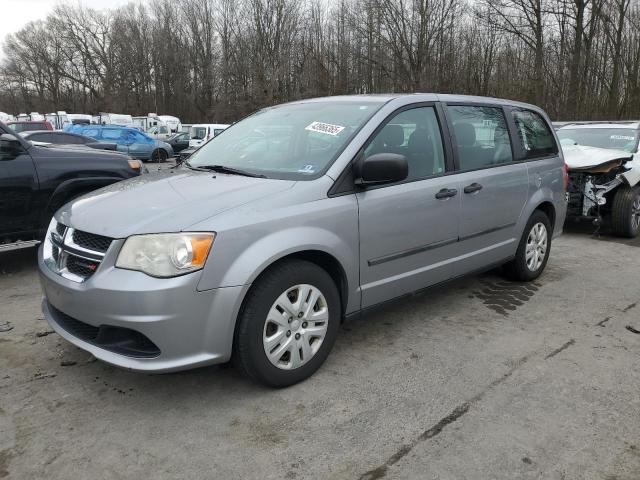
[1, 0, 639, 123]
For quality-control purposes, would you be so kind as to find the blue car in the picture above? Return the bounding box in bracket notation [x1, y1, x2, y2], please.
[65, 125, 173, 162]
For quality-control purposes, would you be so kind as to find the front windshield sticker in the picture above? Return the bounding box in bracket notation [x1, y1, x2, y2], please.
[298, 164, 316, 173]
[305, 121, 345, 136]
[610, 135, 635, 141]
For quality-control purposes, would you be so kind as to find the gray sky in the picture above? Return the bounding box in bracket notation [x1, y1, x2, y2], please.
[1, 0, 143, 39]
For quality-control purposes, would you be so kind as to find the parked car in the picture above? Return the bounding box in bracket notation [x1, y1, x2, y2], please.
[557, 121, 640, 236]
[39, 94, 566, 387]
[66, 124, 174, 162]
[7, 121, 53, 133]
[177, 146, 197, 163]
[20, 130, 118, 151]
[0, 122, 142, 251]
[189, 123, 229, 148]
[167, 132, 191, 153]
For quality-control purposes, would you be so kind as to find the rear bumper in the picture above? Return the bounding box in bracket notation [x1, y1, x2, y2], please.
[38, 245, 249, 373]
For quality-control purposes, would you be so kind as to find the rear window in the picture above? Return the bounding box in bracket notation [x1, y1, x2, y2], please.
[513, 110, 558, 158]
[28, 132, 54, 142]
[8, 122, 48, 133]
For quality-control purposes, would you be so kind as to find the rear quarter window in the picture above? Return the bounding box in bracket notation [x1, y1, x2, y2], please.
[513, 110, 558, 158]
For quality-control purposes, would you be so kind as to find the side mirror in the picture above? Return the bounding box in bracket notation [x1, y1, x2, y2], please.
[356, 153, 408, 186]
[0, 133, 24, 153]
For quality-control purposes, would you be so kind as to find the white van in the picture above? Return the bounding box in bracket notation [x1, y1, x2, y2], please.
[95, 113, 133, 127]
[45, 111, 71, 130]
[157, 115, 182, 133]
[146, 124, 173, 140]
[17, 112, 45, 122]
[67, 114, 93, 125]
[132, 114, 165, 132]
[189, 123, 230, 148]
[0, 112, 15, 123]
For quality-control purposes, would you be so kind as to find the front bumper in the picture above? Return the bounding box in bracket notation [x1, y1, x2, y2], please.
[38, 244, 249, 373]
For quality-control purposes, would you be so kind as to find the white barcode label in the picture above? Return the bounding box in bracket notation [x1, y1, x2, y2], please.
[305, 121, 345, 136]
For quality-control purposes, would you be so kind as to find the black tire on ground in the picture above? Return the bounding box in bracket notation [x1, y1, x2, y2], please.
[610, 185, 640, 238]
[503, 210, 552, 282]
[233, 259, 341, 388]
[151, 149, 168, 163]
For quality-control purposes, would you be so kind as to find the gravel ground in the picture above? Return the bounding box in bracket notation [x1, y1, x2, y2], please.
[0, 225, 639, 479]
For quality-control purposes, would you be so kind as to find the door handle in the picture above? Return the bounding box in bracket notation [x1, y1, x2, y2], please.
[463, 182, 483, 194]
[435, 188, 458, 200]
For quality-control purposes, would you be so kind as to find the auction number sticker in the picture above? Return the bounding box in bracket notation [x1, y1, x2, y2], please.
[305, 121, 345, 136]
[610, 135, 635, 141]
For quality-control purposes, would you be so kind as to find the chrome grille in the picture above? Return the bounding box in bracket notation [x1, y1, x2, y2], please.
[43, 221, 113, 283]
[72, 230, 112, 253]
[56, 222, 66, 237]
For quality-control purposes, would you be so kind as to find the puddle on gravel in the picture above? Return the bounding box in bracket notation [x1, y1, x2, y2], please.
[471, 279, 540, 316]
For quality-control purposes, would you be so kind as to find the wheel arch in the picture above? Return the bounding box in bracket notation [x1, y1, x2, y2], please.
[239, 249, 350, 320]
[534, 200, 556, 231]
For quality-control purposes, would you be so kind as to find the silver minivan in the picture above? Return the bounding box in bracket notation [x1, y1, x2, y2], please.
[39, 94, 567, 387]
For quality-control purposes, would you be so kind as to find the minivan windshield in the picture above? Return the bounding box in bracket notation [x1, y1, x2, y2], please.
[187, 101, 383, 180]
[558, 128, 639, 153]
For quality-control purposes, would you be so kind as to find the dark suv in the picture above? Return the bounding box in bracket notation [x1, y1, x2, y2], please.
[0, 122, 142, 250]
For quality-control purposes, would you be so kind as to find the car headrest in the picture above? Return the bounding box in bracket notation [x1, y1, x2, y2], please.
[380, 124, 404, 147]
[455, 123, 476, 147]
[408, 128, 433, 151]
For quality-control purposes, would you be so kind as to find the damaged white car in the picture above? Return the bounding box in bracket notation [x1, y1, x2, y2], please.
[557, 122, 640, 237]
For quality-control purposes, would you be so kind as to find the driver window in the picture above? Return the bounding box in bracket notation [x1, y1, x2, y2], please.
[364, 106, 445, 181]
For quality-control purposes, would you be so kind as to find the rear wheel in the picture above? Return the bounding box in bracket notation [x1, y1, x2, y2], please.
[503, 210, 552, 281]
[234, 260, 340, 387]
[151, 149, 168, 163]
[610, 185, 640, 238]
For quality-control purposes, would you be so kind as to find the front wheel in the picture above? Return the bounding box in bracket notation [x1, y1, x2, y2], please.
[503, 210, 552, 281]
[610, 185, 640, 238]
[234, 260, 340, 387]
[151, 149, 168, 163]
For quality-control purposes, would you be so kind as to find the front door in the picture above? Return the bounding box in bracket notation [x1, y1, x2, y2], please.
[357, 105, 460, 307]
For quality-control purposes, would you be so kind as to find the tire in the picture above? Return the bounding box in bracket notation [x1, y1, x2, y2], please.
[234, 260, 341, 388]
[151, 149, 168, 163]
[503, 210, 552, 282]
[610, 185, 640, 238]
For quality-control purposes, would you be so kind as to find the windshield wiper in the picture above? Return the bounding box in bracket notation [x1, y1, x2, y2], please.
[189, 164, 267, 178]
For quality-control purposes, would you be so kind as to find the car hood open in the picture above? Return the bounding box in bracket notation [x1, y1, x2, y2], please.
[56, 169, 295, 238]
[562, 144, 633, 172]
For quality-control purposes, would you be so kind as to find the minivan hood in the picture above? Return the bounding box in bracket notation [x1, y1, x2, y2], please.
[57, 170, 295, 238]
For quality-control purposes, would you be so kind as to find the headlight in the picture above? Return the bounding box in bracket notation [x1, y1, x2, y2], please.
[115, 233, 215, 278]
